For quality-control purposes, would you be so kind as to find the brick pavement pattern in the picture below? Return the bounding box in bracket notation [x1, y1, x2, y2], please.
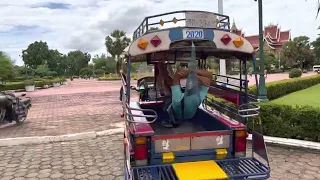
[0, 134, 319, 180]
[0, 79, 125, 138]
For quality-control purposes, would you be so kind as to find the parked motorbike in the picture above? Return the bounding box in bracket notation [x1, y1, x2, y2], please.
[0, 92, 32, 125]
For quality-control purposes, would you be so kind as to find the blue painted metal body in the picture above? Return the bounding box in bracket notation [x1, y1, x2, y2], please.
[127, 157, 270, 180]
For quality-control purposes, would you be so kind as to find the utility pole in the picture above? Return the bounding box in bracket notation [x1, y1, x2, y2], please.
[218, 0, 226, 76]
[257, 0, 268, 101]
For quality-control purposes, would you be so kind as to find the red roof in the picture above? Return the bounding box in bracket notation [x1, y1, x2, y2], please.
[231, 24, 291, 51]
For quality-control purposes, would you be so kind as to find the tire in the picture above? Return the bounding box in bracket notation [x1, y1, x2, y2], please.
[15, 108, 28, 125]
[120, 87, 123, 101]
[0, 108, 6, 123]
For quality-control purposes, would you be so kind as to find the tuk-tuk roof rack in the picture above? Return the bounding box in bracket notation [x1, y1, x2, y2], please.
[133, 10, 230, 40]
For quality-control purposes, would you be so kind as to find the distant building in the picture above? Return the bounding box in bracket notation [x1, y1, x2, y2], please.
[231, 21, 291, 58]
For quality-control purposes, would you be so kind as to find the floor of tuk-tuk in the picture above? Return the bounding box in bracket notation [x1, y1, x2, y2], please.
[150, 118, 206, 135]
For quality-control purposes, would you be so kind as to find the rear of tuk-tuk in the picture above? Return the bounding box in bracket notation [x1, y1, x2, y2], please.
[122, 10, 270, 180]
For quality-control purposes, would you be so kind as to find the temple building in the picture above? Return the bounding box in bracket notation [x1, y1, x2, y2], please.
[231, 21, 291, 58]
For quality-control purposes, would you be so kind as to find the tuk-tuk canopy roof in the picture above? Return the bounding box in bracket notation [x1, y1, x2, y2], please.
[123, 11, 255, 62]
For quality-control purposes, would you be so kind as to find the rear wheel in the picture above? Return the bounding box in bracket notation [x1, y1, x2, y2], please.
[15, 108, 28, 125]
[0, 109, 6, 123]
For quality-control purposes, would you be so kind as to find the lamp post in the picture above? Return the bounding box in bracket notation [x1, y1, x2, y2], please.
[256, 0, 268, 102]
[218, 0, 226, 76]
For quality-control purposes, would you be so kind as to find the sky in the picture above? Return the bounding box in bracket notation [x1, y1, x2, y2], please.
[0, 0, 319, 65]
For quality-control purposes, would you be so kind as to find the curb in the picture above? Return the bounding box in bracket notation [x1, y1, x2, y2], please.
[247, 134, 320, 150]
[1, 128, 320, 150]
[0, 128, 124, 147]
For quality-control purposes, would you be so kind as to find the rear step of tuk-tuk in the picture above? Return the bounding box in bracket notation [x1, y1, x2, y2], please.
[131, 157, 270, 180]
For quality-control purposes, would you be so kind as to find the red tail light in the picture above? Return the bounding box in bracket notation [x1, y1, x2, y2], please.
[134, 145, 148, 160]
[234, 130, 247, 157]
[235, 136, 247, 152]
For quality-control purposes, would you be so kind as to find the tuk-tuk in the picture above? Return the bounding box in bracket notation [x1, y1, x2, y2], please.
[121, 10, 270, 180]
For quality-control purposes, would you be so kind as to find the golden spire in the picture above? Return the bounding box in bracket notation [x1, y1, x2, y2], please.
[231, 18, 237, 31]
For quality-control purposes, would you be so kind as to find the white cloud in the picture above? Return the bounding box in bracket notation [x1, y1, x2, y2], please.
[0, 0, 319, 65]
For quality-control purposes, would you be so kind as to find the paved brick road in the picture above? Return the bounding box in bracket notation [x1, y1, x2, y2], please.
[0, 79, 125, 138]
[0, 134, 319, 180]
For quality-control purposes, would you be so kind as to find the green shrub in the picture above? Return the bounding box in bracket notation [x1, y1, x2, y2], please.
[206, 94, 320, 142]
[0, 83, 24, 91]
[60, 77, 67, 83]
[95, 69, 105, 76]
[24, 80, 35, 86]
[249, 74, 320, 100]
[289, 68, 302, 78]
[258, 103, 320, 142]
[43, 76, 54, 79]
[97, 76, 121, 81]
[52, 79, 60, 83]
[36, 79, 53, 87]
[0, 79, 55, 91]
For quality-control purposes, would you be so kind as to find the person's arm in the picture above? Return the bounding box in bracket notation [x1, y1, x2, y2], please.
[173, 69, 189, 86]
[197, 75, 211, 87]
[171, 85, 184, 103]
[199, 85, 209, 101]
[196, 69, 213, 79]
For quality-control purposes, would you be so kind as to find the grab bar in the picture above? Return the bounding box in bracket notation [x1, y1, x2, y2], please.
[124, 103, 158, 124]
[238, 102, 260, 118]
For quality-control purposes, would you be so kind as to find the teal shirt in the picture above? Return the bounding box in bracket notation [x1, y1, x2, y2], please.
[170, 85, 209, 120]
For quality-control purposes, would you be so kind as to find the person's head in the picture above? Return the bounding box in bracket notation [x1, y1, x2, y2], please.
[156, 62, 168, 76]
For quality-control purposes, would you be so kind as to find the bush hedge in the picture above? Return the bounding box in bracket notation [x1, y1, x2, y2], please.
[206, 94, 320, 142]
[289, 68, 302, 78]
[248, 74, 320, 100]
[259, 103, 320, 142]
[97, 76, 121, 81]
[0, 79, 55, 91]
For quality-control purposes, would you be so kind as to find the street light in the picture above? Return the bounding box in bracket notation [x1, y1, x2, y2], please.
[256, 0, 268, 102]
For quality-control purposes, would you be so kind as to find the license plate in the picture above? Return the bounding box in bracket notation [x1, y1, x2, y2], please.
[183, 29, 204, 39]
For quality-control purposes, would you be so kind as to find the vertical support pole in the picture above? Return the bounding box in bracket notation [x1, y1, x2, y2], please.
[218, 0, 226, 76]
[239, 59, 242, 92]
[127, 57, 131, 104]
[243, 59, 248, 104]
[252, 56, 259, 97]
[257, 0, 268, 102]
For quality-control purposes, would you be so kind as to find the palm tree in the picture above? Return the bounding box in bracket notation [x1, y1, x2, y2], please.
[306, 0, 320, 18]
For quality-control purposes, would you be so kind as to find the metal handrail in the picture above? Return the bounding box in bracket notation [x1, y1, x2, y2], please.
[238, 102, 260, 118]
[133, 10, 230, 40]
[124, 103, 158, 124]
[214, 74, 249, 89]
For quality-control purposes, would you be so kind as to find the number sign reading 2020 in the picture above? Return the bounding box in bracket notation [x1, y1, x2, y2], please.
[185, 12, 217, 28]
[183, 29, 204, 39]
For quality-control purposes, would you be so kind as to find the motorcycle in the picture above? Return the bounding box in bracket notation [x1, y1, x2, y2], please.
[0, 92, 32, 125]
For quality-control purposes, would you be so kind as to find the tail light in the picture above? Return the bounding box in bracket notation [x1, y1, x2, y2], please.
[234, 130, 247, 157]
[135, 145, 148, 160]
[134, 137, 148, 166]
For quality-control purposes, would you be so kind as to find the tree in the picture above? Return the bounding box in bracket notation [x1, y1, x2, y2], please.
[35, 64, 49, 77]
[312, 36, 320, 65]
[0, 51, 14, 83]
[66, 50, 91, 76]
[22, 41, 50, 70]
[281, 36, 314, 69]
[92, 54, 116, 74]
[256, 51, 278, 71]
[79, 67, 92, 77]
[105, 30, 131, 73]
[47, 49, 66, 76]
[95, 69, 105, 76]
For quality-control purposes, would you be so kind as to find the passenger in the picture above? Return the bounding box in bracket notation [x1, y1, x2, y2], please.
[158, 65, 212, 127]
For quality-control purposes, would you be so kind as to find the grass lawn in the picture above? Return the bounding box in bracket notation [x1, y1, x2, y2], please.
[272, 84, 320, 108]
